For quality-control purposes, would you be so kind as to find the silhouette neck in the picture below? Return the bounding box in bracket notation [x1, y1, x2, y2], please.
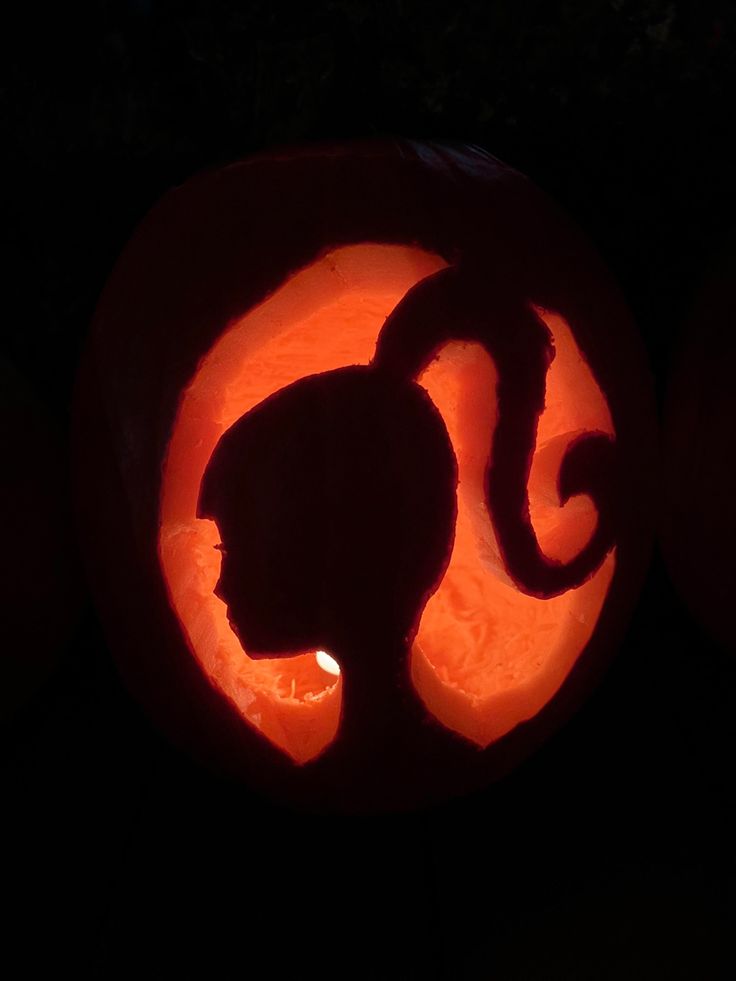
[329, 625, 416, 756]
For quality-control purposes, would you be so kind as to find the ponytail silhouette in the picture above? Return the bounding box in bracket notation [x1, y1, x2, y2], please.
[373, 264, 618, 599]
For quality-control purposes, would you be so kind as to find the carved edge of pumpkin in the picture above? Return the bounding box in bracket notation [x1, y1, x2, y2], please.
[373, 264, 617, 599]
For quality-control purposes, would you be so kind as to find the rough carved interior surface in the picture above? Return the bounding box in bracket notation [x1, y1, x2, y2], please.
[159, 243, 615, 762]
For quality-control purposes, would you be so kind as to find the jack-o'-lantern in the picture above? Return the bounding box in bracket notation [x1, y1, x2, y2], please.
[2, 358, 80, 718]
[73, 140, 656, 811]
[661, 249, 736, 653]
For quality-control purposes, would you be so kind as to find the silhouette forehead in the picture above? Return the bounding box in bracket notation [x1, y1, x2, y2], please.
[199, 366, 452, 514]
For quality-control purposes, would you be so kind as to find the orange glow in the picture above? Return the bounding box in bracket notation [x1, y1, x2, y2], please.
[159, 244, 615, 762]
[412, 323, 614, 748]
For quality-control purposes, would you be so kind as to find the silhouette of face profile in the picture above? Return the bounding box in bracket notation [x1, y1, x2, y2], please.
[197, 365, 456, 663]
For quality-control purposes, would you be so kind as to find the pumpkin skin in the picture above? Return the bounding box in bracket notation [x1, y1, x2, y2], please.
[661, 251, 736, 654]
[73, 140, 655, 811]
[1, 359, 80, 719]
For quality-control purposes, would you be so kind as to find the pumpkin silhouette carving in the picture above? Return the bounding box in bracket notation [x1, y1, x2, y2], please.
[73, 141, 656, 811]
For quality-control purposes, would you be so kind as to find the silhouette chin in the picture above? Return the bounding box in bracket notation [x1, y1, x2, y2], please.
[224, 615, 315, 660]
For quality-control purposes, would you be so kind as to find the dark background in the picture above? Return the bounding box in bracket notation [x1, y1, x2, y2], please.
[3, 1, 735, 977]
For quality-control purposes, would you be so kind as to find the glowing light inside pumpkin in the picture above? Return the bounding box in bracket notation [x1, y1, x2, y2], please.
[412, 340, 614, 747]
[316, 650, 341, 676]
[159, 243, 615, 763]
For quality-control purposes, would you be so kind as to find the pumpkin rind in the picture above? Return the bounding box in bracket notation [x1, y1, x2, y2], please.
[73, 140, 656, 811]
[1, 359, 80, 718]
[660, 251, 736, 654]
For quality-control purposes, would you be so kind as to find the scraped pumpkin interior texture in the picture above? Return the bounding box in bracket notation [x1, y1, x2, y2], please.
[159, 243, 615, 763]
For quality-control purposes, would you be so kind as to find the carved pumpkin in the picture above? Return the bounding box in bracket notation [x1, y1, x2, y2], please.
[661, 250, 736, 653]
[74, 141, 655, 810]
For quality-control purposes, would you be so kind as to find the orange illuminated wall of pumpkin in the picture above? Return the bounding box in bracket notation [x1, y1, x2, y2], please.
[159, 244, 614, 763]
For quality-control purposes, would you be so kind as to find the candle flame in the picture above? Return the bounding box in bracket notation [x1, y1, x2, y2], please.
[316, 650, 341, 676]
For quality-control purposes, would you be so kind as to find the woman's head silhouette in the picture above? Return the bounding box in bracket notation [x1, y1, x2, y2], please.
[198, 365, 456, 666]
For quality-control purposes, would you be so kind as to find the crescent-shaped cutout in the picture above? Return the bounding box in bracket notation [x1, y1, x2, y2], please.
[159, 243, 614, 763]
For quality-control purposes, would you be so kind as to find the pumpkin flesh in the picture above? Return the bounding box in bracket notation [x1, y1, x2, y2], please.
[159, 243, 614, 762]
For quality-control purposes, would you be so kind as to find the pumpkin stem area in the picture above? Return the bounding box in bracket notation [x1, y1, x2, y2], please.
[159, 244, 614, 763]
